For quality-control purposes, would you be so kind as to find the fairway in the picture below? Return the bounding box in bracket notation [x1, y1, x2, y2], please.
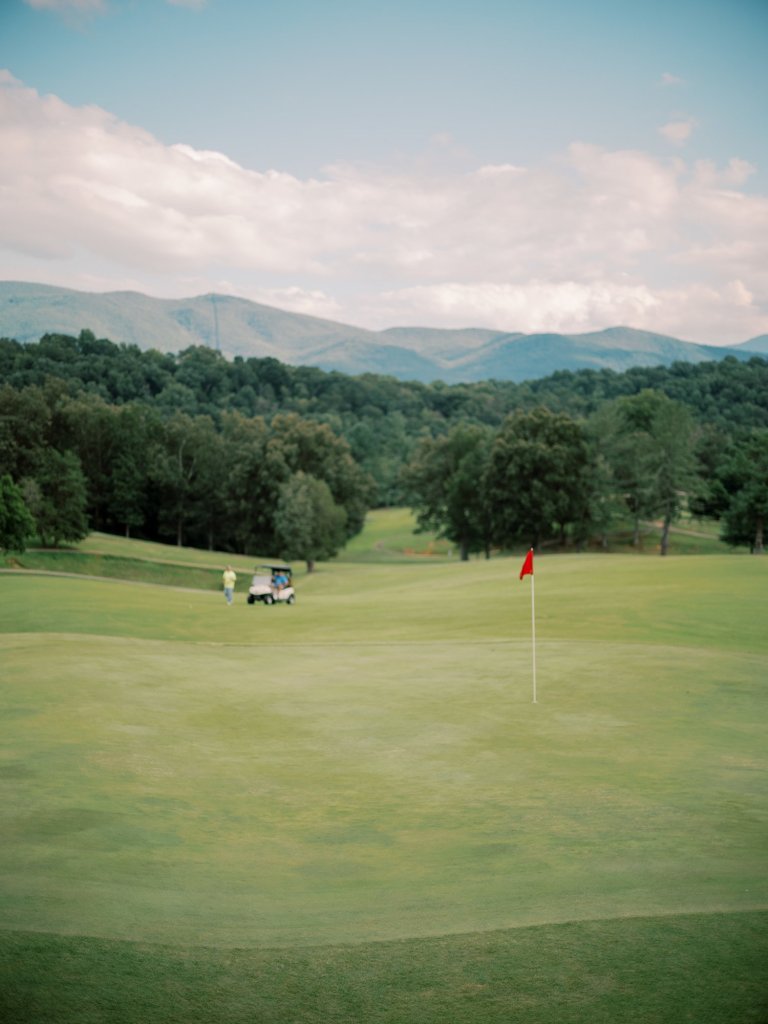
[1, 535, 767, 1021]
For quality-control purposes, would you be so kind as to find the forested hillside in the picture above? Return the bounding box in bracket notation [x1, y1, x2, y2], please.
[1, 330, 767, 559]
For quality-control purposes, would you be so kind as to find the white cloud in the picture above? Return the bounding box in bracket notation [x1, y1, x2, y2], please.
[365, 281, 662, 334]
[693, 157, 755, 188]
[244, 287, 346, 322]
[660, 72, 685, 87]
[0, 74, 766, 345]
[659, 119, 696, 145]
[360, 278, 764, 346]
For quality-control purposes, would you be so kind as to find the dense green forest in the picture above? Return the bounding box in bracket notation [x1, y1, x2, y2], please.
[1, 330, 767, 560]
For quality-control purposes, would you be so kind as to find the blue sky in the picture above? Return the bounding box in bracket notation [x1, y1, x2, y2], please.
[1, 0, 767, 344]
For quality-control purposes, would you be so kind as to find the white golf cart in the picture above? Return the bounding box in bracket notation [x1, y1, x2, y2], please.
[247, 564, 296, 606]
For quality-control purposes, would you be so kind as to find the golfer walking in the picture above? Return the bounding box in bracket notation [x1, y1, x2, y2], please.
[222, 565, 237, 605]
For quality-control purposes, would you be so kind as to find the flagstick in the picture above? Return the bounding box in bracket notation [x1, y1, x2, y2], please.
[530, 572, 537, 704]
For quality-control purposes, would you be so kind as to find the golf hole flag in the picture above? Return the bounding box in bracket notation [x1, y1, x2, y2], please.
[519, 548, 537, 702]
[519, 548, 534, 580]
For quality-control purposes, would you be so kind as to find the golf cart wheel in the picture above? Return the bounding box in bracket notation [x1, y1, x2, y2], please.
[262, 594, 274, 605]
[286, 594, 295, 605]
[247, 594, 255, 605]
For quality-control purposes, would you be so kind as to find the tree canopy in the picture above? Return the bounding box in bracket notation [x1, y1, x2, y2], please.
[1, 329, 766, 556]
[0, 474, 35, 553]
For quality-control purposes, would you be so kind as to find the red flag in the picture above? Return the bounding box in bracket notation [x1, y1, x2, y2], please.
[519, 548, 534, 580]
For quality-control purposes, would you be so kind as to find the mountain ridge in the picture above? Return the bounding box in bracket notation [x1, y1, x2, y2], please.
[0, 281, 763, 384]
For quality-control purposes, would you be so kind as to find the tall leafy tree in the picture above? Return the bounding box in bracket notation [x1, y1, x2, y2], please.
[184, 422, 230, 551]
[487, 408, 594, 549]
[719, 430, 768, 553]
[107, 404, 159, 538]
[273, 471, 347, 572]
[0, 474, 36, 553]
[149, 413, 223, 548]
[27, 449, 89, 547]
[110, 451, 146, 539]
[219, 412, 273, 554]
[403, 423, 494, 559]
[0, 384, 52, 481]
[648, 396, 697, 555]
[57, 392, 120, 531]
[688, 425, 734, 522]
[608, 391, 697, 555]
[588, 401, 655, 547]
[265, 413, 374, 540]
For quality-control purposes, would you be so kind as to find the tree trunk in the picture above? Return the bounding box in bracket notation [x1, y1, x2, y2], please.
[754, 515, 764, 554]
[306, 559, 315, 573]
[660, 513, 671, 556]
[460, 538, 469, 561]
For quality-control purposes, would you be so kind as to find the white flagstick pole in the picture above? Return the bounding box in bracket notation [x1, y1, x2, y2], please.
[530, 570, 537, 704]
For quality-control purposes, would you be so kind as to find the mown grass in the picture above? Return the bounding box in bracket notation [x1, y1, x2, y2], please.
[2, 913, 767, 1024]
[1, 547, 226, 590]
[338, 507, 455, 561]
[0, 515, 766, 1022]
[2, 547, 764, 653]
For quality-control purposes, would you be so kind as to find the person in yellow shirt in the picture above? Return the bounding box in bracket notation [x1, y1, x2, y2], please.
[222, 565, 237, 605]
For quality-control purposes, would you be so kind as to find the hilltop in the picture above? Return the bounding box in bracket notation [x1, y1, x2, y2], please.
[0, 281, 764, 384]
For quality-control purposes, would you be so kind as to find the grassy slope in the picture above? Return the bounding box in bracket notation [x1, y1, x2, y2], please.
[1, 506, 742, 582]
[2, 914, 767, 1024]
[1, 514, 766, 1022]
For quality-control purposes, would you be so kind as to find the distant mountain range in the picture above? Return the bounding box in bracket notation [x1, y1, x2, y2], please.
[1, 281, 766, 385]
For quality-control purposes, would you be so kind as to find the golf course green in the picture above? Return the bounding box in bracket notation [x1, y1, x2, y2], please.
[1, 512, 766, 1022]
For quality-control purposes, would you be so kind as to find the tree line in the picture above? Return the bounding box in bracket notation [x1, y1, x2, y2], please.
[0, 329, 766, 560]
[404, 394, 767, 558]
[0, 380, 374, 569]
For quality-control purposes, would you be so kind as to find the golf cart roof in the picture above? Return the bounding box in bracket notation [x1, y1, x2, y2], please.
[258, 564, 292, 573]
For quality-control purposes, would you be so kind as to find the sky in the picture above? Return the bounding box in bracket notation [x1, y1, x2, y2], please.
[1, 0, 767, 345]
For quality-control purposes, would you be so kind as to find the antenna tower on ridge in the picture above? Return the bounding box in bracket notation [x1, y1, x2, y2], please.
[210, 294, 221, 352]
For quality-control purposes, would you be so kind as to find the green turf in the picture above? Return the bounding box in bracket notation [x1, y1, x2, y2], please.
[2, 548, 764, 652]
[0, 548, 227, 590]
[2, 913, 767, 1024]
[337, 507, 454, 561]
[0, 518, 766, 1022]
